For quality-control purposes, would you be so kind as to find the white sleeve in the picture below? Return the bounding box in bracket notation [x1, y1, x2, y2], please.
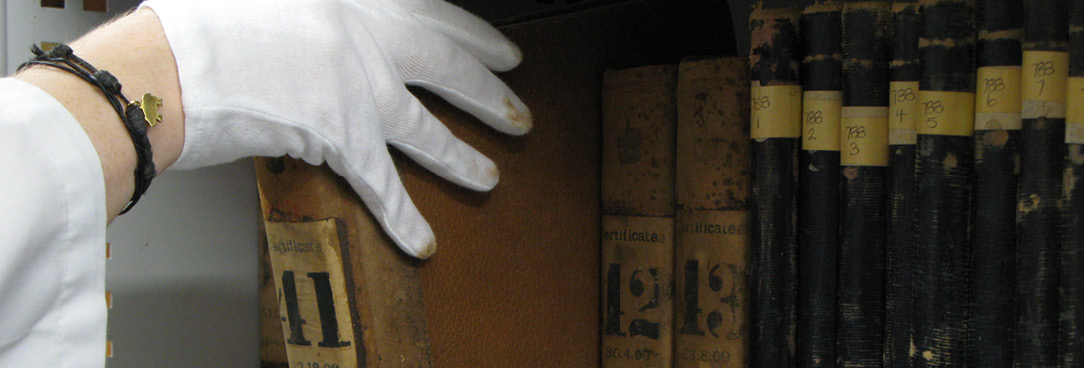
[0, 78, 107, 367]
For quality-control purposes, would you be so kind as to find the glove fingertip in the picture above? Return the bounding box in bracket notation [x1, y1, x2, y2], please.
[408, 239, 438, 259]
[502, 96, 533, 135]
[488, 42, 523, 72]
[384, 216, 439, 259]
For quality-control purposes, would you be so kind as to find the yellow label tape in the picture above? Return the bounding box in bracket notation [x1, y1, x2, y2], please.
[975, 66, 1022, 130]
[917, 90, 975, 136]
[1022, 50, 1068, 119]
[802, 91, 842, 151]
[265, 220, 360, 368]
[751, 82, 802, 139]
[840, 107, 889, 166]
[889, 81, 919, 145]
[1069, 77, 1084, 144]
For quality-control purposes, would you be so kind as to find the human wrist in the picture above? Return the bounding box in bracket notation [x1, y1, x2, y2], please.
[15, 8, 183, 220]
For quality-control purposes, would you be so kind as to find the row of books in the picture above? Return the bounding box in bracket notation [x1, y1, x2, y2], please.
[600, 0, 1084, 367]
[599, 56, 751, 368]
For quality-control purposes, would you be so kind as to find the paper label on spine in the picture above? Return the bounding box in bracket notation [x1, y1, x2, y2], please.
[751, 82, 802, 139]
[890, 81, 919, 144]
[1022, 50, 1068, 119]
[917, 90, 975, 136]
[602, 215, 674, 368]
[841, 107, 890, 166]
[674, 210, 747, 368]
[802, 91, 842, 151]
[265, 219, 360, 368]
[975, 66, 1022, 130]
[1067, 77, 1084, 144]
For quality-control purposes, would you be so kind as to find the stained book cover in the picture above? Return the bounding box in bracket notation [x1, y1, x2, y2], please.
[967, 0, 1023, 366]
[254, 157, 432, 368]
[673, 56, 750, 368]
[1016, 1, 1069, 365]
[796, 3, 843, 367]
[748, 6, 802, 367]
[884, 2, 920, 366]
[911, 0, 977, 366]
[601, 64, 677, 368]
[1061, 0, 1084, 365]
[838, 2, 892, 367]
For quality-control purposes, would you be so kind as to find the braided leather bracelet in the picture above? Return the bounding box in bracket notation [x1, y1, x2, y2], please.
[19, 44, 162, 214]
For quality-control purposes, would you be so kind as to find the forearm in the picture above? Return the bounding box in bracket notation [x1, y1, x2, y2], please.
[15, 8, 184, 222]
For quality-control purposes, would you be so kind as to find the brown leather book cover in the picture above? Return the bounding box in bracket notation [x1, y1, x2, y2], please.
[600, 64, 677, 368]
[672, 56, 750, 368]
[255, 157, 433, 368]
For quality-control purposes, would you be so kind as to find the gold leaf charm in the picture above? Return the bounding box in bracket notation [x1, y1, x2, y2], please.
[129, 93, 163, 127]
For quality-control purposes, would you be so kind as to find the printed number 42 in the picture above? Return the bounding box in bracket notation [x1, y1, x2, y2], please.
[604, 264, 663, 340]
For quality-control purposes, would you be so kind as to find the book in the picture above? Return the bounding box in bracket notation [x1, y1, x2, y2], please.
[1016, 0, 1069, 365]
[884, 2, 920, 366]
[1061, 1, 1084, 365]
[600, 64, 677, 368]
[748, 6, 802, 367]
[911, 0, 976, 366]
[673, 56, 750, 368]
[838, 2, 892, 366]
[796, 3, 843, 367]
[254, 157, 433, 368]
[967, 0, 1023, 366]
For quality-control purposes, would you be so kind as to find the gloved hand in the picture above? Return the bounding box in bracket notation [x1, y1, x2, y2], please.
[140, 0, 531, 258]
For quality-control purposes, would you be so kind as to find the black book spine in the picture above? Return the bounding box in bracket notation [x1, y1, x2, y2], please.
[885, 2, 919, 367]
[749, 7, 802, 368]
[1061, 1, 1084, 365]
[911, 0, 976, 366]
[798, 3, 843, 368]
[838, 2, 892, 367]
[1017, 0, 1069, 365]
[968, 0, 1023, 367]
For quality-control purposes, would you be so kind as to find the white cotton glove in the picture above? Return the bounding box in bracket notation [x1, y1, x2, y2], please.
[140, 0, 531, 258]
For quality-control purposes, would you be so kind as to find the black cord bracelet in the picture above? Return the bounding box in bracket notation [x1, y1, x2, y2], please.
[19, 43, 160, 215]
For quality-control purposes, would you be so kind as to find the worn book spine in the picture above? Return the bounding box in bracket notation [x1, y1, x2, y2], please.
[1061, 2, 1084, 365]
[749, 7, 802, 368]
[968, 0, 1023, 366]
[797, 3, 842, 368]
[600, 64, 676, 368]
[254, 157, 433, 368]
[838, 2, 892, 367]
[911, 0, 976, 366]
[673, 56, 750, 368]
[884, 2, 920, 367]
[1017, 0, 1069, 365]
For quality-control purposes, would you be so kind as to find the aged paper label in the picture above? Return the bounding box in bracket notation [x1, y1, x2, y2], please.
[1067, 77, 1084, 144]
[841, 107, 890, 166]
[802, 91, 842, 151]
[975, 66, 1022, 130]
[751, 82, 803, 139]
[917, 90, 976, 136]
[265, 219, 360, 368]
[1022, 50, 1068, 119]
[674, 210, 747, 368]
[890, 81, 919, 145]
[602, 215, 674, 368]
